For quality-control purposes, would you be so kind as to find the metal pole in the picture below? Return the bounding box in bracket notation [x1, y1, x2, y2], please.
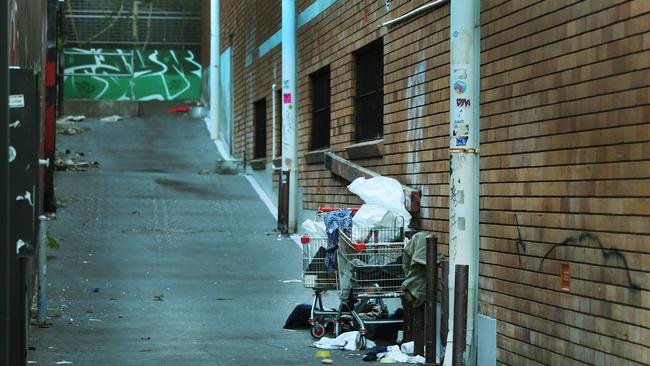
[445, 0, 480, 364]
[402, 298, 414, 342]
[440, 260, 449, 356]
[0, 0, 11, 361]
[281, 0, 298, 233]
[425, 235, 438, 364]
[452, 265, 469, 366]
[414, 304, 425, 356]
[37, 216, 48, 323]
[209, 0, 220, 140]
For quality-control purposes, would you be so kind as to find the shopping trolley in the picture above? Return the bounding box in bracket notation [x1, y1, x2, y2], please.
[301, 207, 358, 338]
[335, 216, 406, 348]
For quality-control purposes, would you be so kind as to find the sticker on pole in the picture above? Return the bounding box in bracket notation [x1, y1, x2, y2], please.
[283, 93, 292, 104]
[9, 94, 24, 109]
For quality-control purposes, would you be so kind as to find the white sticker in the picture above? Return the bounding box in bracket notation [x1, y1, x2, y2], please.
[9, 120, 21, 128]
[9, 95, 24, 109]
[8, 146, 16, 162]
[16, 191, 33, 206]
[16, 239, 26, 254]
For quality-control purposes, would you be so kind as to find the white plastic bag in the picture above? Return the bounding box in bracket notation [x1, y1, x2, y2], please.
[348, 176, 411, 228]
[301, 218, 327, 239]
[351, 204, 398, 242]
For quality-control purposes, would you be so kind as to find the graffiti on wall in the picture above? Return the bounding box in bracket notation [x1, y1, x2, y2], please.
[512, 213, 640, 290]
[64, 48, 202, 101]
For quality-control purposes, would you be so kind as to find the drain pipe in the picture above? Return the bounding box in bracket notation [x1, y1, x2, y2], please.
[444, 0, 480, 364]
[281, 0, 298, 233]
[37, 216, 48, 323]
[209, 0, 220, 140]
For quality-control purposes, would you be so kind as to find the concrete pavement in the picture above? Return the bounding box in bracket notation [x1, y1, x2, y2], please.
[27, 113, 367, 365]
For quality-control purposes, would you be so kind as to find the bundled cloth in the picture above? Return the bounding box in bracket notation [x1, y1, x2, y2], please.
[324, 208, 353, 274]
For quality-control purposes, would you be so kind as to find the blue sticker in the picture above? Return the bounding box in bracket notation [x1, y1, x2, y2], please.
[456, 137, 468, 146]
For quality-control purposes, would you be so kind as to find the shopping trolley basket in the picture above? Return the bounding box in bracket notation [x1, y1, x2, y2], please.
[334, 216, 406, 348]
[301, 207, 358, 338]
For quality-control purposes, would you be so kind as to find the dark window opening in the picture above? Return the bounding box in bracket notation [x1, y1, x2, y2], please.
[354, 39, 383, 142]
[310, 66, 331, 150]
[254, 98, 266, 159]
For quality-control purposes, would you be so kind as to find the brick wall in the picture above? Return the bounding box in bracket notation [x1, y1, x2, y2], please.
[479, 1, 650, 364]
[217, 0, 650, 364]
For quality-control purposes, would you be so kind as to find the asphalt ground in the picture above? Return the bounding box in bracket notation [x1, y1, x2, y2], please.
[27, 114, 369, 365]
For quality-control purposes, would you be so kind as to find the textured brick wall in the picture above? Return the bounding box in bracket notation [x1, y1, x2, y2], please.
[217, 0, 650, 364]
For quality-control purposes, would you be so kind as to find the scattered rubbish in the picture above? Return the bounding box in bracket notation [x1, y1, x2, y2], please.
[92, 288, 100, 293]
[197, 169, 211, 175]
[59, 115, 86, 123]
[374, 344, 424, 364]
[140, 336, 151, 340]
[46, 233, 60, 250]
[109, 297, 118, 301]
[284, 304, 312, 329]
[315, 350, 331, 358]
[88, 318, 102, 322]
[76, 152, 85, 157]
[153, 293, 164, 301]
[321, 359, 334, 364]
[57, 127, 89, 136]
[55, 158, 99, 171]
[139, 349, 152, 352]
[55, 361, 73, 365]
[313, 331, 375, 351]
[86, 310, 94, 314]
[100, 115, 123, 122]
[168, 106, 190, 113]
[213, 297, 234, 301]
[131, 211, 140, 215]
[27, 361, 37, 364]
[281, 279, 302, 284]
[28, 346, 36, 351]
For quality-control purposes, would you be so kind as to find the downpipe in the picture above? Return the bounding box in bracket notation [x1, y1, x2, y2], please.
[37, 215, 48, 323]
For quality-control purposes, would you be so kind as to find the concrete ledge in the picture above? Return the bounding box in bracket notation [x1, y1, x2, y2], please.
[303, 148, 329, 165]
[64, 99, 139, 117]
[345, 139, 384, 159]
[250, 158, 266, 171]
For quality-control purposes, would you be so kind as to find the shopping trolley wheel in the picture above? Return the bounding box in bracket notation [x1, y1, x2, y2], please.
[355, 333, 366, 350]
[310, 322, 326, 339]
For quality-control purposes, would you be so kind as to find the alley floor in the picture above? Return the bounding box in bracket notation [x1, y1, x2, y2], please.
[27, 113, 366, 365]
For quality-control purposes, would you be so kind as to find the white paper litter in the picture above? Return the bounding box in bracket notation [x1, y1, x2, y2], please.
[378, 345, 425, 364]
[100, 115, 123, 122]
[313, 331, 376, 351]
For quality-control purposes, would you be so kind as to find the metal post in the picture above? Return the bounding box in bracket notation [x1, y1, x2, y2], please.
[209, 0, 221, 140]
[281, 0, 298, 233]
[37, 216, 48, 323]
[0, 0, 11, 361]
[414, 304, 425, 356]
[452, 265, 469, 366]
[440, 260, 449, 356]
[278, 170, 290, 233]
[425, 235, 438, 364]
[402, 298, 414, 342]
[445, 0, 480, 364]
